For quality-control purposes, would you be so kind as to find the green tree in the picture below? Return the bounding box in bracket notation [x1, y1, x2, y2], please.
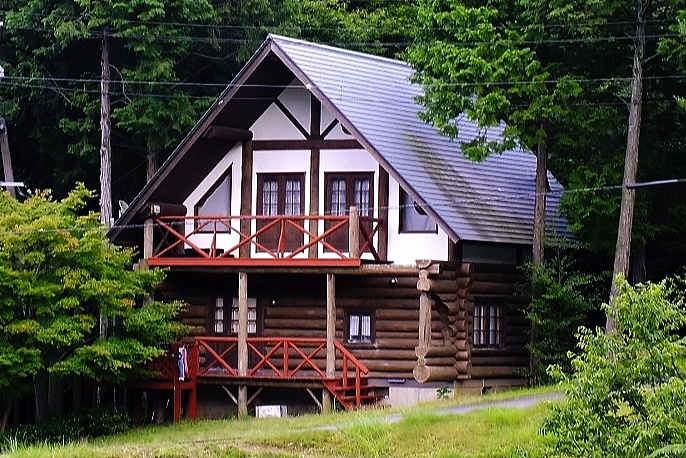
[406, 0, 585, 268]
[295, 0, 419, 57]
[543, 276, 686, 457]
[521, 255, 603, 383]
[0, 185, 186, 428]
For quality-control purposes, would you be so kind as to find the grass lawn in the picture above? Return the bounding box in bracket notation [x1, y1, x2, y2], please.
[3, 387, 559, 458]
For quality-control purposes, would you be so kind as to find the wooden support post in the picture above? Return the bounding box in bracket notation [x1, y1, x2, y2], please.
[238, 387, 248, 418]
[419, 290, 432, 348]
[378, 167, 389, 261]
[143, 217, 154, 260]
[309, 94, 321, 259]
[309, 149, 320, 259]
[323, 273, 336, 413]
[0, 118, 16, 199]
[348, 206, 360, 258]
[238, 272, 249, 417]
[240, 140, 253, 259]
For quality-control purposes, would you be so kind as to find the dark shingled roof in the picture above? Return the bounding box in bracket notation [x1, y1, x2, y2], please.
[109, 34, 572, 246]
[269, 35, 571, 245]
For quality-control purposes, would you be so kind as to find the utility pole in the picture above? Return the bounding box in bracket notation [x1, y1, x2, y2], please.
[0, 118, 17, 199]
[607, 1, 646, 333]
[100, 30, 112, 226]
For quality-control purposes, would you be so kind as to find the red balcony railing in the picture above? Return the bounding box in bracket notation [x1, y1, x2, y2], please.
[148, 213, 382, 265]
[195, 337, 367, 379]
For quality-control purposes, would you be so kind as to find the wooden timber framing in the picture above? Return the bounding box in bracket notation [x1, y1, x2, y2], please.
[377, 167, 389, 261]
[309, 94, 321, 259]
[252, 139, 361, 150]
[240, 140, 253, 258]
[237, 272, 249, 417]
[414, 260, 459, 383]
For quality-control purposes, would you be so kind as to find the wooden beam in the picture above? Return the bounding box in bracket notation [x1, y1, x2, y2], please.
[348, 206, 360, 258]
[238, 272, 248, 417]
[0, 118, 16, 199]
[326, 274, 336, 378]
[253, 139, 361, 150]
[309, 94, 321, 259]
[306, 388, 324, 411]
[202, 126, 253, 142]
[324, 273, 336, 414]
[418, 291, 433, 348]
[377, 167, 389, 261]
[143, 218, 154, 260]
[240, 140, 253, 258]
[274, 99, 309, 139]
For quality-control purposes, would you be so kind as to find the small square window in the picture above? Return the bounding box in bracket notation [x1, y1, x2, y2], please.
[348, 311, 373, 343]
[473, 302, 504, 349]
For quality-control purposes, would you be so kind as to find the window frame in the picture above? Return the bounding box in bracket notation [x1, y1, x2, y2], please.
[324, 172, 375, 252]
[256, 173, 306, 217]
[471, 300, 506, 350]
[324, 172, 375, 218]
[346, 310, 375, 345]
[194, 167, 232, 233]
[399, 187, 437, 234]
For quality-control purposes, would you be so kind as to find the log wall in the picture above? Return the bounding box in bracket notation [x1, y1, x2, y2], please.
[464, 264, 530, 380]
[157, 263, 530, 384]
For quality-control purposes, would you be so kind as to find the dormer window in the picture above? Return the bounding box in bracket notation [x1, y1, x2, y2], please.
[399, 188, 437, 233]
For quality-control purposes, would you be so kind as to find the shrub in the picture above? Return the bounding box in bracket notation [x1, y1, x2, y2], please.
[541, 277, 686, 458]
[0, 406, 131, 451]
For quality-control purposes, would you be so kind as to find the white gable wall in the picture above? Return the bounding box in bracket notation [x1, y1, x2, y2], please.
[183, 143, 243, 251]
[387, 175, 449, 263]
[182, 80, 449, 263]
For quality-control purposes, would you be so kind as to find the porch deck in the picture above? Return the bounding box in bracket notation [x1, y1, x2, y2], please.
[146, 210, 383, 268]
[134, 337, 380, 421]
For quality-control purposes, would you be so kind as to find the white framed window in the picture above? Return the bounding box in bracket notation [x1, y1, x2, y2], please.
[473, 302, 504, 349]
[231, 298, 257, 334]
[348, 311, 373, 344]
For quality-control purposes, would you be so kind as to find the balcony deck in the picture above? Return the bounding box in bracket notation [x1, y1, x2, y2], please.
[147, 211, 382, 268]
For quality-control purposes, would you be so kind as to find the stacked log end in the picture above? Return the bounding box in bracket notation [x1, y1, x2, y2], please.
[413, 260, 460, 383]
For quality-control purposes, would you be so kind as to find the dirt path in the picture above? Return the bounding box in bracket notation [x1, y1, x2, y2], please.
[384, 391, 564, 424]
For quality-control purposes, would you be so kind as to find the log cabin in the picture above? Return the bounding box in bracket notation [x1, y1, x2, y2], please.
[108, 35, 572, 420]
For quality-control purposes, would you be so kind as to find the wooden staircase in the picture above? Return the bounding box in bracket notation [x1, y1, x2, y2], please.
[322, 376, 382, 410]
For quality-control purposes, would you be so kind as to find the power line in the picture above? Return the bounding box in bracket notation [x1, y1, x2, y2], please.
[3, 73, 686, 91]
[2, 176, 685, 237]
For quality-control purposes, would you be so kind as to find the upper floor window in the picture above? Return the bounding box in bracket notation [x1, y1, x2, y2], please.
[399, 188, 436, 233]
[257, 173, 305, 252]
[324, 172, 374, 251]
[195, 168, 231, 232]
[472, 301, 505, 349]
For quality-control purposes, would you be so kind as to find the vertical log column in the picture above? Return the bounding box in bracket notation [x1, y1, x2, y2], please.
[240, 139, 253, 259]
[143, 217, 154, 260]
[237, 272, 248, 417]
[309, 95, 321, 259]
[323, 273, 336, 412]
[414, 260, 459, 383]
[377, 168, 389, 261]
[348, 206, 360, 258]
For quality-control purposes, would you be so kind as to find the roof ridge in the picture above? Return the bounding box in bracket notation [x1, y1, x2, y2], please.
[267, 34, 411, 69]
